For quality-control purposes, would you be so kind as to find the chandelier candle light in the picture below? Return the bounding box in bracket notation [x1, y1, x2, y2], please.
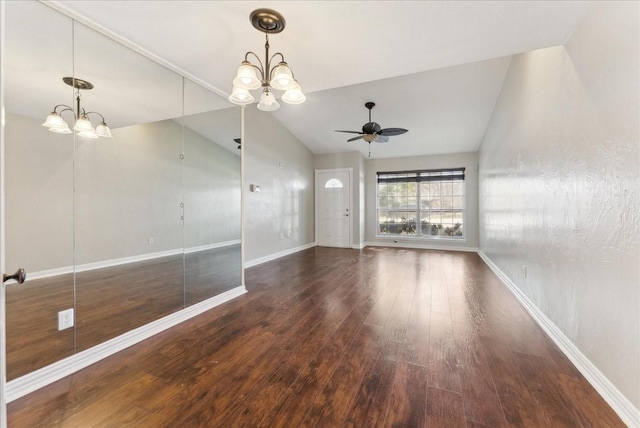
[43, 77, 112, 138]
[229, 8, 306, 111]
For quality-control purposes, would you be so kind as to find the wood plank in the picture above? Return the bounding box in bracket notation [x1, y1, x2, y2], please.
[556, 372, 625, 427]
[264, 281, 385, 427]
[343, 341, 399, 427]
[381, 362, 427, 428]
[480, 336, 551, 426]
[426, 387, 466, 428]
[301, 324, 383, 427]
[452, 320, 508, 427]
[427, 311, 461, 392]
[512, 351, 625, 427]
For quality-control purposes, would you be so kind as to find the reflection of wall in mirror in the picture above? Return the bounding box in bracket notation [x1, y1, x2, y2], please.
[184, 127, 241, 249]
[5, 112, 241, 277]
[5, 112, 74, 274]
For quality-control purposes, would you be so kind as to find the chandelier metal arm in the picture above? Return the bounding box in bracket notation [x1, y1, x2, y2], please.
[84, 111, 107, 123]
[52, 104, 73, 114]
[268, 52, 287, 80]
[244, 51, 265, 76]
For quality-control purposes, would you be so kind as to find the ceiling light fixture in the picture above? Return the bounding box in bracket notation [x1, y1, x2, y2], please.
[43, 77, 112, 138]
[228, 8, 306, 111]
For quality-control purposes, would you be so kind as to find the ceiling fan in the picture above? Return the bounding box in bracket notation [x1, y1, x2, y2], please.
[335, 101, 408, 156]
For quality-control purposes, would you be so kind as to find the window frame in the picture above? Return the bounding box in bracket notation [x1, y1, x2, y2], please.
[375, 168, 466, 240]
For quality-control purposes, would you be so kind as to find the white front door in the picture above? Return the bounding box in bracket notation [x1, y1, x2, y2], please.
[316, 169, 351, 248]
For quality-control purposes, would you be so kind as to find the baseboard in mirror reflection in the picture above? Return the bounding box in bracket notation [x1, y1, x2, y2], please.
[478, 250, 639, 427]
[5, 285, 247, 402]
[23, 240, 241, 282]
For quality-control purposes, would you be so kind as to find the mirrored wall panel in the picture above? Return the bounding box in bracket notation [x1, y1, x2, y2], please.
[3, 1, 76, 380]
[2, 2, 243, 380]
[181, 80, 242, 306]
[73, 21, 186, 351]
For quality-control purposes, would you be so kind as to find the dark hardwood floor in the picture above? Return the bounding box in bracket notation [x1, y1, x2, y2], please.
[6, 245, 240, 380]
[7, 246, 623, 427]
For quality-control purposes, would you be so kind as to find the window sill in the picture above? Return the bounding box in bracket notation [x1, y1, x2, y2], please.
[375, 235, 467, 243]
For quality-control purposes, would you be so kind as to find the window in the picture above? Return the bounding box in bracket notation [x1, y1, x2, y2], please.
[377, 168, 465, 238]
[325, 178, 344, 188]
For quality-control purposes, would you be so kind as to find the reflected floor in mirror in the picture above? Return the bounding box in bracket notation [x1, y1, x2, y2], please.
[7, 247, 623, 427]
[6, 245, 241, 380]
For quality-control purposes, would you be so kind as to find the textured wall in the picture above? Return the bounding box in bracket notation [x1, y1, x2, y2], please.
[479, 1, 639, 408]
[365, 152, 479, 250]
[244, 105, 315, 262]
[314, 151, 365, 246]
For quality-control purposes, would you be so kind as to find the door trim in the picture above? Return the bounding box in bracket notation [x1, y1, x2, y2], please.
[315, 168, 353, 248]
[0, 0, 8, 423]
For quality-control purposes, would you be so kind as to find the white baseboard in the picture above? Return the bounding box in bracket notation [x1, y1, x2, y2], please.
[244, 242, 317, 268]
[74, 249, 184, 273]
[351, 243, 366, 250]
[365, 240, 478, 253]
[23, 240, 241, 283]
[477, 250, 639, 427]
[183, 239, 241, 254]
[5, 285, 247, 402]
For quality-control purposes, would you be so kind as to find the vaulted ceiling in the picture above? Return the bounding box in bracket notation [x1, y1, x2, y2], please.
[38, 1, 596, 158]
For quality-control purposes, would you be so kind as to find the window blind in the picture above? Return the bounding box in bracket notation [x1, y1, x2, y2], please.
[377, 167, 465, 183]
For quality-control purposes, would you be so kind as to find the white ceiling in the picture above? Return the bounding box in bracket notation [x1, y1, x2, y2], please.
[26, 1, 595, 158]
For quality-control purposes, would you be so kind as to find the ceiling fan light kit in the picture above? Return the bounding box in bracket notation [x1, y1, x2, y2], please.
[229, 8, 306, 111]
[335, 101, 408, 156]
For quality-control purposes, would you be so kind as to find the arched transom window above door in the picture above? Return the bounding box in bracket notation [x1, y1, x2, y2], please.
[325, 178, 344, 188]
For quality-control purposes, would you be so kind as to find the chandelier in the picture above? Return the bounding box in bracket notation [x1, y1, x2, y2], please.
[42, 77, 112, 138]
[228, 8, 306, 111]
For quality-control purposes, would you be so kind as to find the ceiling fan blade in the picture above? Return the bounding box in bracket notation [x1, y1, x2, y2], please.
[375, 135, 389, 143]
[335, 130, 364, 134]
[378, 127, 408, 136]
[347, 135, 365, 142]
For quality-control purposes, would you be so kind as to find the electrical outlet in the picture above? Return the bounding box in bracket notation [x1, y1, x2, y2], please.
[58, 308, 74, 330]
[522, 265, 528, 278]
[148, 237, 155, 245]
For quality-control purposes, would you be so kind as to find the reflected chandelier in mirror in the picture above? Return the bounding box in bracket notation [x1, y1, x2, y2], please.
[42, 77, 113, 138]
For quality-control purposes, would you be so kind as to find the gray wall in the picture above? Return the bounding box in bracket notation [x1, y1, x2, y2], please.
[314, 151, 366, 247]
[6, 112, 74, 272]
[6, 112, 240, 272]
[478, 1, 639, 409]
[244, 105, 315, 262]
[365, 152, 479, 250]
[75, 119, 183, 265]
[184, 126, 241, 249]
